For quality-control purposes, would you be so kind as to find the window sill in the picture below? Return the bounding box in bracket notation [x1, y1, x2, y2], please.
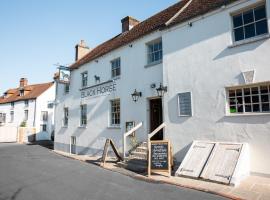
[144, 60, 162, 68]
[107, 126, 121, 129]
[62, 126, 68, 128]
[228, 34, 270, 48]
[226, 112, 270, 117]
[111, 76, 120, 81]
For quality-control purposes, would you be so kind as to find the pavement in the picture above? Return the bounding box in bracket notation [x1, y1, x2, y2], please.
[0, 143, 227, 200]
[53, 149, 270, 200]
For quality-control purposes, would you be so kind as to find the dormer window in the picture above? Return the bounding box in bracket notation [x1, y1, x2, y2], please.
[19, 89, 24, 96]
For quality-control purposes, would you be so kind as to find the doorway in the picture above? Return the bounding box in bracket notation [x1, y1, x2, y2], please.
[149, 98, 163, 140]
[70, 136, 76, 154]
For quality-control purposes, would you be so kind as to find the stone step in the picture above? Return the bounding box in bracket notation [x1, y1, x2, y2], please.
[131, 151, 147, 159]
[139, 142, 148, 148]
[118, 159, 147, 173]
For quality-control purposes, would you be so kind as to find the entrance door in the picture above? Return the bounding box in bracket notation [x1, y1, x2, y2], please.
[149, 98, 163, 140]
[71, 136, 76, 154]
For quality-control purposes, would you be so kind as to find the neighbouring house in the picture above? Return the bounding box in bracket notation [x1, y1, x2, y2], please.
[54, 0, 270, 178]
[0, 78, 56, 142]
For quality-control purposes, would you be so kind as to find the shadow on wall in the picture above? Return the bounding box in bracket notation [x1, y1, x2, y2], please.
[213, 39, 266, 61]
[173, 142, 192, 164]
[167, 94, 191, 124]
[217, 115, 270, 125]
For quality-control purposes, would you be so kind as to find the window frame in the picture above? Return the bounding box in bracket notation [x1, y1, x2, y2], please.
[63, 107, 69, 127]
[226, 82, 270, 115]
[231, 2, 269, 43]
[24, 110, 28, 121]
[10, 111, 14, 123]
[24, 100, 29, 108]
[64, 83, 70, 94]
[10, 102, 14, 109]
[146, 38, 163, 65]
[110, 99, 120, 127]
[178, 92, 193, 117]
[111, 57, 121, 79]
[40, 124, 47, 132]
[81, 71, 88, 88]
[80, 104, 87, 127]
[41, 111, 48, 121]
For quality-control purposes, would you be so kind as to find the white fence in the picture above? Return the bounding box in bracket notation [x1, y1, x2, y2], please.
[0, 126, 18, 143]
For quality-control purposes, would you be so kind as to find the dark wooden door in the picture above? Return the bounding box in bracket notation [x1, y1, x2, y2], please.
[150, 98, 163, 140]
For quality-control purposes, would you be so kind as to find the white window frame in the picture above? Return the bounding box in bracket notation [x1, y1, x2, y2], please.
[40, 124, 47, 132]
[64, 83, 70, 94]
[178, 92, 193, 117]
[24, 100, 29, 108]
[231, 2, 269, 43]
[146, 38, 163, 65]
[81, 71, 88, 88]
[24, 110, 28, 121]
[63, 107, 68, 127]
[10, 111, 14, 123]
[41, 111, 48, 121]
[110, 99, 120, 127]
[80, 104, 87, 127]
[226, 82, 270, 115]
[111, 58, 121, 79]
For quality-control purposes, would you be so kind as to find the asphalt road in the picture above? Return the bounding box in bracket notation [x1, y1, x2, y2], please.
[0, 143, 228, 200]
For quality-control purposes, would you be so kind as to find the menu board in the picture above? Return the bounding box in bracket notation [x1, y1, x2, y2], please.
[151, 142, 169, 170]
[148, 140, 171, 177]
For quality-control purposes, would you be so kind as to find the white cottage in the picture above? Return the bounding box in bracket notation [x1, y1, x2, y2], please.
[0, 78, 56, 142]
[55, 0, 270, 177]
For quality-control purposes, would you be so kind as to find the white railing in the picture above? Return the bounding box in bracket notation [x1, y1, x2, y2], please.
[123, 122, 143, 160]
[148, 123, 166, 142]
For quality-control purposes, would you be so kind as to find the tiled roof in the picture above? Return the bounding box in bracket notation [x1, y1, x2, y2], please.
[70, 0, 239, 70]
[0, 82, 54, 104]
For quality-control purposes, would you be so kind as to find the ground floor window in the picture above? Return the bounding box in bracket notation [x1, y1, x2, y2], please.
[80, 104, 87, 126]
[227, 83, 270, 114]
[40, 124, 47, 132]
[110, 99, 120, 126]
[0, 113, 6, 124]
[63, 107, 68, 126]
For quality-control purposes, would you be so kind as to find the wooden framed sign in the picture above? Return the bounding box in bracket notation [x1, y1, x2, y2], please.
[148, 140, 171, 177]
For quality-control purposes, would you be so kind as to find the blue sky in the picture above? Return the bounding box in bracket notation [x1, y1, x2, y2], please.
[0, 0, 177, 93]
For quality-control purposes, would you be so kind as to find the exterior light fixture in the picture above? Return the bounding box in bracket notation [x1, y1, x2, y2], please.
[131, 89, 142, 102]
[156, 83, 167, 97]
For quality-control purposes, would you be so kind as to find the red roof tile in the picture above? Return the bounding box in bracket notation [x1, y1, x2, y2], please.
[0, 82, 54, 104]
[70, 0, 239, 70]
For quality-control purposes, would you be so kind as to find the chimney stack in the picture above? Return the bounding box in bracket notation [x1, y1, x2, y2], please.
[121, 16, 140, 33]
[75, 40, 90, 61]
[19, 78, 28, 88]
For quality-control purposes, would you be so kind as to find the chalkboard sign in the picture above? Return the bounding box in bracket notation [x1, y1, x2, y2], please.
[148, 140, 171, 177]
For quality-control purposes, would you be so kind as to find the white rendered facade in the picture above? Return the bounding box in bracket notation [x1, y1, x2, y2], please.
[55, 0, 270, 176]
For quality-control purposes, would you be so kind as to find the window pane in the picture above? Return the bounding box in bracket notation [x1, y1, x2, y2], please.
[244, 88, 251, 95]
[233, 14, 243, 27]
[260, 86, 268, 94]
[256, 19, 268, 35]
[243, 10, 254, 24]
[229, 90, 236, 97]
[254, 6, 266, 21]
[237, 97, 243, 104]
[236, 89, 242, 96]
[244, 24, 256, 39]
[252, 95, 259, 103]
[261, 95, 269, 102]
[262, 103, 270, 111]
[245, 105, 252, 112]
[251, 87, 259, 94]
[252, 104, 260, 112]
[237, 105, 244, 113]
[244, 96, 251, 104]
[230, 106, 237, 113]
[234, 27, 244, 41]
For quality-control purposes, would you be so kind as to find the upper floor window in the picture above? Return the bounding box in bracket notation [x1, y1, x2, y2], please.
[11, 102, 14, 109]
[64, 84, 70, 94]
[80, 104, 87, 126]
[81, 72, 88, 87]
[0, 113, 6, 124]
[10, 111, 14, 123]
[147, 39, 162, 65]
[111, 58, 121, 78]
[24, 110, 28, 121]
[24, 100, 29, 107]
[41, 111, 48, 121]
[232, 4, 268, 42]
[227, 83, 270, 114]
[110, 99, 120, 126]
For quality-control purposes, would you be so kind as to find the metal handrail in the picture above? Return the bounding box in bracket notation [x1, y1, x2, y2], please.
[123, 122, 143, 160]
[148, 123, 166, 141]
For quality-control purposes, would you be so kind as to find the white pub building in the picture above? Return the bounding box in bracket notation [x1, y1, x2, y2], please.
[55, 0, 270, 178]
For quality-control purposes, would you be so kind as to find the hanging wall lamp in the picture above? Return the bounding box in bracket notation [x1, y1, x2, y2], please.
[131, 89, 142, 102]
[156, 83, 167, 97]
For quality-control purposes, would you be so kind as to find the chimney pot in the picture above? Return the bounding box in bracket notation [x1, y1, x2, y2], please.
[19, 78, 28, 88]
[121, 16, 140, 33]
